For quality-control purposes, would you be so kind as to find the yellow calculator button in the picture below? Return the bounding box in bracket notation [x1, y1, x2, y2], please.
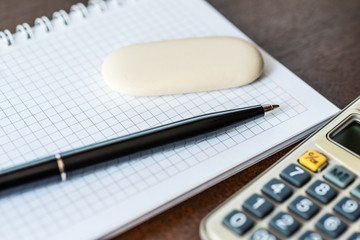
[299, 150, 327, 172]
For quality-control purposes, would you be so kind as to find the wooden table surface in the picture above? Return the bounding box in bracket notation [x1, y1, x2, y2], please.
[1, 0, 359, 239]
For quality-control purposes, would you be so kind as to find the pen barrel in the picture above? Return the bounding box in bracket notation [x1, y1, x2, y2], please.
[0, 156, 59, 190]
[0, 105, 266, 191]
[62, 105, 264, 171]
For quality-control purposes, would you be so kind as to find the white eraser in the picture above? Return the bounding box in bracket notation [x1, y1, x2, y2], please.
[102, 37, 264, 96]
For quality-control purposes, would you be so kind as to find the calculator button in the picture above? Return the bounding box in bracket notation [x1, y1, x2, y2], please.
[306, 180, 337, 204]
[250, 228, 277, 240]
[222, 210, 253, 235]
[280, 163, 311, 187]
[315, 214, 347, 238]
[299, 150, 327, 172]
[262, 178, 293, 202]
[242, 193, 274, 218]
[333, 197, 360, 221]
[288, 196, 319, 220]
[351, 184, 360, 200]
[298, 231, 323, 240]
[323, 165, 355, 189]
[348, 233, 360, 240]
[269, 212, 300, 237]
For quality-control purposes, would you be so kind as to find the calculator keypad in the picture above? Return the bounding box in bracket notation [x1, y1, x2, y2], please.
[280, 163, 311, 187]
[222, 210, 253, 235]
[220, 151, 360, 239]
[288, 196, 319, 220]
[348, 233, 360, 240]
[250, 228, 277, 240]
[298, 231, 323, 240]
[351, 184, 360, 200]
[299, 150, 327, 172]
[242, 194, 273, 218]
[324, 165, 355, 189]
[306, 180, 337, 204]
[261, 178, 293, 202]
[315, 214, 347, 238]
[334, 197, 360, 221]
[269, 212, 300, 237]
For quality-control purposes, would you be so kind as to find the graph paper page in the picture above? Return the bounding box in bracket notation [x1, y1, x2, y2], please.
[0, 0, 338, 239]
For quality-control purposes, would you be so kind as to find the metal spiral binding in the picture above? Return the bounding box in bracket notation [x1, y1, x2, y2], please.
[89, 0, 108, 13]
[53, 9, 71, 27]
[70, 3, 89, 20]
[0, 29, 14, 47]
[0, 0, 128, 50]
[15, 23, 34, 41]
[35, 16, 54, 33]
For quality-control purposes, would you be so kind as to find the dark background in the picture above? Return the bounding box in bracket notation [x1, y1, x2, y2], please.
[1, 0, 359, 239]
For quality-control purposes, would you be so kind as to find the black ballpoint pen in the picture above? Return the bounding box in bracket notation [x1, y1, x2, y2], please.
[0, 104, 279, 191]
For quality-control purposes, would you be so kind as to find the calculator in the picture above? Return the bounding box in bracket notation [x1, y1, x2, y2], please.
[200, 96, 360, 240]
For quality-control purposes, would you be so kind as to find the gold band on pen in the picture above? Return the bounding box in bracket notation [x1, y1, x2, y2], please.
[55, 154, 67, 181]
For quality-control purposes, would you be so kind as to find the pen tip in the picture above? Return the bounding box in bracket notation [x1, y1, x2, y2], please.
[263, 104, 279, 112]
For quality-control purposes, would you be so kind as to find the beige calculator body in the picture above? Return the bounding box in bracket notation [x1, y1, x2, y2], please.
[200, 96, 360, 240]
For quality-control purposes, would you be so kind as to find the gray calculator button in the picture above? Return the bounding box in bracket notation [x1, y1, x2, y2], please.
[250, 228, 277, 240]
[306, 180, 337, 204]
[243, 193, 274, 218]
[288, 196, 319, 220]
[348, 233, 360, 240]
[351, 184, 360, 200]
[324, 165, 354, 189]
[262, 178, 293, 202]
[269, 212, 300, 237]
[334, 197, 360, 221]
[298, 231, 323, 240]
[280, 163, 311, 187]
[316, 214, 347, 238]
[222, 210, 253, 235]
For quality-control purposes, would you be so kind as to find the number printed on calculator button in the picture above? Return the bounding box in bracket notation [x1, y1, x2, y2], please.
[242, 193, 274, 218]
[262, 178, 293, 202]
[288, 196, 319, 220]
[334, 197, 360, 221]
[315, 214, 347, 238]
[323, 165, 355, 189]
[298, 231, 323, 240]
[250, 228, 277, 240]
[222, 210, 253, 236]
[280, 163, 311, 187]
[306, 180, 337, 204]
[269, 212, 300, 237]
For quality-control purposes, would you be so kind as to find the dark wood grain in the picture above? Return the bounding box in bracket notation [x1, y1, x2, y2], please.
[1, 1, 359, 239]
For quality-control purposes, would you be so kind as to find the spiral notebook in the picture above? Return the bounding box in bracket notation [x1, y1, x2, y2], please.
[0, 0, 338, 239]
